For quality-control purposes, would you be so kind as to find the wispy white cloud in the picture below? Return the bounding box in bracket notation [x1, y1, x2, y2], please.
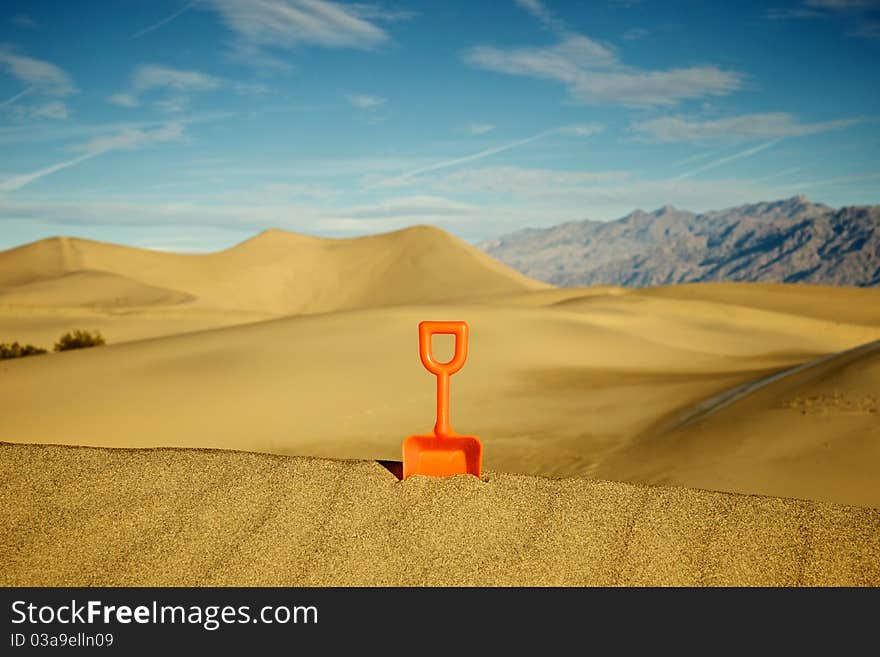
[133, 64, 223, 93]
[513, 0, 567, 32]
[558, 123, 603, 136]
[338, 195, 475, 219]
[203, 0, 394, 67]
[12, 14, 39, 30]
[386, 161, 818, 213]
[464, 33, 743, 106]
[768, 0, 879, 19]
[0, 110, 232, 146]
[0, 194, 479, 237]
[780, 171, 880, 189]
[109, 93, 139, 108]
[673, 139, 781, 180]
[622, 27, 649, 40]
[0, 47, 76, 97]
[368, 124, 602, 188]
[467, 34, 617, 78]
[0, 176, 808, 239]
[0, 47, 77, 120]
[153, 96, 192, 113]
[260, 182, 338, 199]
[425, 165, 630, 198]
[192, 181, 340, 202]
[765, 7, 824, 19]
[345, 93, 386, 109]
[805, 0, 879, 10]
[30, 101, 68, 120]
[753, 165, 807, 183]
[347, 3, 416, 22]
[110, 64, 264, 111]
[72, 122, 185, 156]
[126, 0, 400, 56]
[632, 113, 862, 142]
[464, 123, 496, 135]
[305, 196, 489, 234]
[130, 2, 197, 39]
[466, 4, 739, 106]
[177, 155, 439, 180]
[850, 20, 880, 37]
[0, 123, 185, 192]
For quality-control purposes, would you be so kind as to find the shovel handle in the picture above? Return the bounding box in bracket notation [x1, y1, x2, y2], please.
[418, 321, 468, 437]
[418, 321, 468, 376]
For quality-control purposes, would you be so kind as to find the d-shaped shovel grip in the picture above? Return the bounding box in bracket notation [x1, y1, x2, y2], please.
[418, 321, 468, 437]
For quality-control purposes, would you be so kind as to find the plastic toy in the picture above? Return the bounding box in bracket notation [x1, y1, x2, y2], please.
[402, 320, 482, 479]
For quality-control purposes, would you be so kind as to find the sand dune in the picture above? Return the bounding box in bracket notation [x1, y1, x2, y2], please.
[3, 288, 880, 495]
[548, 292, 879, 357]
[0, 235, 81, 287]
[6, 296, 878, 483]
[470, 285, 628, 307]
[0, 304, 746, 472]
[639, 281, 880, 326]
[0, 304, 275, 350]
[0, 226, 546, 348]
[0, 270, 193, 309]
[0, 227, 546, 317]
[599, 340, 880, 508]
[2, 442, 877, 586]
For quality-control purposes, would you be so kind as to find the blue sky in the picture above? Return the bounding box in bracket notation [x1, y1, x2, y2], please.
[1, 0, 878, 251]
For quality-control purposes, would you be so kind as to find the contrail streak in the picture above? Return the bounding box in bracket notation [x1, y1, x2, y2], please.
[130, 1, 197, 39]
[0, 87, 34, 107]
[674, 139, 781, 181]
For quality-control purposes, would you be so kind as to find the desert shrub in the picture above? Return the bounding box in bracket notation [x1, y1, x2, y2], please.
[0, 342, 48, 360]
[54, 329, 106, 352]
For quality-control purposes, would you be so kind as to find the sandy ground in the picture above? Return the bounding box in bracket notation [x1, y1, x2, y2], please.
[0, 304, 274, 346]
[2, 442, 878, 587]
[3, 291, 878, 504]
[2, 227, 880, 586]
[599, 340, 880, 508]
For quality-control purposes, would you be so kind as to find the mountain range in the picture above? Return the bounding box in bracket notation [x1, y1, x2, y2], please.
[479, 196, 880, 287]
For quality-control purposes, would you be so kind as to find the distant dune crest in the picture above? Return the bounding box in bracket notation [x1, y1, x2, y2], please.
[479, 196, 880, 288]
[0, 224, 547, 314]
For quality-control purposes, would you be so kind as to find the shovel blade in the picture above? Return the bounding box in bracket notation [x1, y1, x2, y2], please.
[402, 434, 482, 479]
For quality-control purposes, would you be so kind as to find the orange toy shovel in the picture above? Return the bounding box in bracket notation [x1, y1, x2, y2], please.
[402, 321, 482, 479]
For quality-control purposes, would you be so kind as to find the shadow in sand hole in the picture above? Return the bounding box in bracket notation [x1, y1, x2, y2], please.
[377, 460, 403, 481]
